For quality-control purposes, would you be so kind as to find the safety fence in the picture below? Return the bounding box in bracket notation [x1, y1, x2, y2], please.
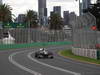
[72, 13, 100, 59]
[0, 28, 72, 50]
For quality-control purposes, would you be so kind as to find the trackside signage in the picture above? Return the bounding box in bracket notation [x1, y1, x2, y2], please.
[3, 22, 27, 28]
[72, 47, 100, 60]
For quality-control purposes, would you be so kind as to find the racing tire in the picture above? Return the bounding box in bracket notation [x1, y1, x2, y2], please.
[49, 56, 54, 59]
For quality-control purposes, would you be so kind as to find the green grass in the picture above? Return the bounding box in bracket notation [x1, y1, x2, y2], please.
[59, 50, 100, 65]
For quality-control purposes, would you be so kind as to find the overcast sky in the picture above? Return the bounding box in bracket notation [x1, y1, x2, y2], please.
[3, 0, 96, 17]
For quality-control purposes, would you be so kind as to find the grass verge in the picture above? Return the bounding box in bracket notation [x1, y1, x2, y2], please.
[59, 50, 100, 65]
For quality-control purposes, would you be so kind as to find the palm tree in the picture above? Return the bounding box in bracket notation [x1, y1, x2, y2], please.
[26, 10, 38, 28]
[0, 4, 12, 23]
[49, 13, 63, 30]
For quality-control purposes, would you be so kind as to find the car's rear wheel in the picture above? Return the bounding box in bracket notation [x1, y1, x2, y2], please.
[50, 56, 54, 59]
[49, 56, 54, 59]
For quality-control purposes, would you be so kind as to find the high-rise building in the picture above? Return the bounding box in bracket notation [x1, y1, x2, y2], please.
[80, 0, 91, 15]
[53, 6, 61, 16]
[15, 14, 26, 23]
[97, 0, 100, 3]
[69, 12, 77, 20]
[63, 11, 69, 25]
[69, 12, 77, 27]
[50, 11, 54, 16]
[0, 0, 2, 5]
[79, 2, 82, 16]
[38, 0, 48, 26]
[0, 0, 2, 28]
[82, 0, 91, 9]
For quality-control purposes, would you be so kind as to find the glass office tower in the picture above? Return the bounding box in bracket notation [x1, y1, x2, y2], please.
[38, 0, 48, 26]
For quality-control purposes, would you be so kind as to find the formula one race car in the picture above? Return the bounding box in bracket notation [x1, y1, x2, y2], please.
[35, 48, 54, 59]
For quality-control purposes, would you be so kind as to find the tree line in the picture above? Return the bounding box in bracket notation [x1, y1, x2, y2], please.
[0, 4, 64, 30]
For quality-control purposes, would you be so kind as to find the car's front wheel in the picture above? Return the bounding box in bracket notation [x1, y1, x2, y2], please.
[35, 54, 37, 58]
[37, 55, 44, 59]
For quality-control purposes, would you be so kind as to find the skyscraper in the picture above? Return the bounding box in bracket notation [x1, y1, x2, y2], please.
[80, 0, 91, 15]
[82, 0, 91, 9]
[15, 14, 26, 23]
[78, 0, 91, 15]
[0, 0, 2, 28]
[53, 6, 61, 16]
[79, 3, 83, 16]
[38, 0, 47, 26]
[50, 11, 54, 16]
[63, 11, 69, 25]
[97, 0, 100, 3]
[0, 0, 2, 5]
[69, 12, 77, 27]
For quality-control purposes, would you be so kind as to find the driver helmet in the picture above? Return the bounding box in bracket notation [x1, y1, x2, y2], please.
[40, 48, 44, 51]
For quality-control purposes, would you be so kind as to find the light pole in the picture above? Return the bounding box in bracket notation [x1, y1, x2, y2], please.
[88, 12, 97, 49]
[88, 12, 96, 27]
[28, 20, 31, 43]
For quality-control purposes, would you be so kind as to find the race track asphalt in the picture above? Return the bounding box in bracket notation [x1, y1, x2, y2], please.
[0, 45, 100, 75]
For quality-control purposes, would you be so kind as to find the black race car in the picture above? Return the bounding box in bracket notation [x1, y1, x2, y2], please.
[35, 48, 54, 59]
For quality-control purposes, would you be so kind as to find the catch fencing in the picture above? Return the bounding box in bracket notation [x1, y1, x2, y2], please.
[0, 28, 72, 49]
[72, 13, 100, 59]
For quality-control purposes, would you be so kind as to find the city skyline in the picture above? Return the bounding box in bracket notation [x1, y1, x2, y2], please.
[3, 0, 79, 17]
[3, 0, 96, 17]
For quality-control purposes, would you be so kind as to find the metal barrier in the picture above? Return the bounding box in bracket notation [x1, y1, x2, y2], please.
[72, 13, 100, 59]
[72, 13, 97, 49]
[0, 28, 72, 50]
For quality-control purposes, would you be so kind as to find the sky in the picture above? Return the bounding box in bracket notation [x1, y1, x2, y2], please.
[3, 0, 96, 17]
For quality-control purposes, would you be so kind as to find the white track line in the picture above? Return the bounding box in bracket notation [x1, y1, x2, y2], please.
[28, 51, 81, 75]
[8, 50, 42, 75]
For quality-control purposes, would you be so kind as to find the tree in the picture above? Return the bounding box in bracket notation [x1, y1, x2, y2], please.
[26, 10, 38, 28]
[0, 4, 12, 23]
[49, 13, 63, 30]
[83, 2, 100, 30]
